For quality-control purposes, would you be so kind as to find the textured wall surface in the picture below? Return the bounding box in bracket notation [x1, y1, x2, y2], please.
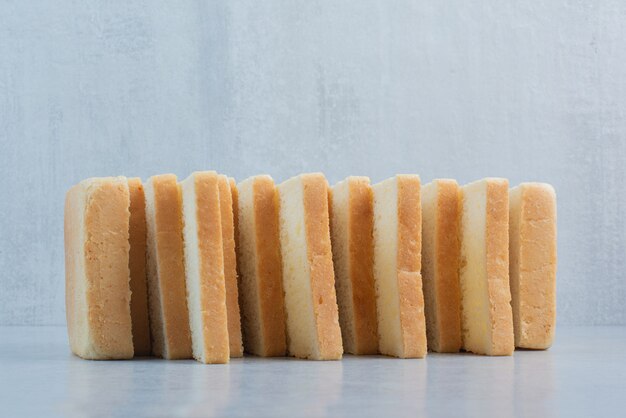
[1, 1, 625, 325]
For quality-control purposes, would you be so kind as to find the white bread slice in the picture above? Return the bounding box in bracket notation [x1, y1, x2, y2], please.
[64, 177, 133, 359]
[181, 171, 230, 364]
[127, 178, 151, 356]
[372, 175, 427, 358]
[230, 178, 239, 250]
[145, 174, 192, 359]
[421, 179, 462, 353]
[237, 175, 287, 356]
[230, 177, 241, 286]
[217, 174, 244, 358]
[330, 177, 378, 355]
[509, 183, 557, 349]
[277, 173, 343, 360]
[460, 178, 514, 356]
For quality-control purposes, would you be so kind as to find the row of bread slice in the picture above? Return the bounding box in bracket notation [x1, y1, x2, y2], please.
[64, 173, 556, 362]
[65, 173, 242, 363]
[64, 172, 341, 362]
[333, 176, 556, 357]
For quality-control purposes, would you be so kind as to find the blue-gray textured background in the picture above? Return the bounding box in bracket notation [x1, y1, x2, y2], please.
[1, 1, 625, 326]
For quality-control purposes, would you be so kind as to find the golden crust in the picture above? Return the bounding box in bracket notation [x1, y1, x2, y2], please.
[192, 172, 230, 363]
[65, 184, 82, 355]
[302, 174, 343, 360]
[65, 177, 134, 360]
[510, 183, 557, 349]
[434, 180, 462, 352]
[127, 178, 151, 356]
[396, 175, 427, 358]
[347, 178, 378, 354]
[485, 179, 514, 356]
[146, 174, 192, 359]
[218, 175, 243, 357]
[253, 177, 287, 356]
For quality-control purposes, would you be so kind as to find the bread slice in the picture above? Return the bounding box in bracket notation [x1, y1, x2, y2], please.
[509, 183, 557, 349]
[180, 171, 230, 364]
[329, 177, 378, 355]
[145, 174, 192, 359]
[237, 175, 287, 356]
[421, 179, 462, 353]
[230, 177, 239, 262]
[64, 177, 133, 360]
[372, 175, 427, 358]
[127, 178, 151, 356]
[460, 178, 514, 356]
[217, 174, 244, 357]
[277, 173, 343, 360]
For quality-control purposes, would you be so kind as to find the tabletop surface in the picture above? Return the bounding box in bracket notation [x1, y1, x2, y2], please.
[0, 325, 624, 417]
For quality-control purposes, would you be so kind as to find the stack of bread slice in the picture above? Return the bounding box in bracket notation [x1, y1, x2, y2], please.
[64, 171, 556, 362]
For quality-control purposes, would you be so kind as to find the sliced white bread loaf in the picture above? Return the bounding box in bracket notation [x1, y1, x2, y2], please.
[330, 176, 378, 355]
[64, 177, 133, 359]
[460, 178, 514, 356]
[509, 182, 557, 349]
[237, 175, 287, 356]
[277, 173, 343, 360]
[180, 171, 230, 364]
[145, 174, 192, 359]
[372, 175, 427, 358]
[127, 178, 151, 356]
[217, 174, 244, 358]
[421, 179, 462, 353]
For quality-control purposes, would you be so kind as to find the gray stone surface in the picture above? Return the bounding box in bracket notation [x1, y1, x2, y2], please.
[0, 326, 624, 417]
[1, 1, 625, 325]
